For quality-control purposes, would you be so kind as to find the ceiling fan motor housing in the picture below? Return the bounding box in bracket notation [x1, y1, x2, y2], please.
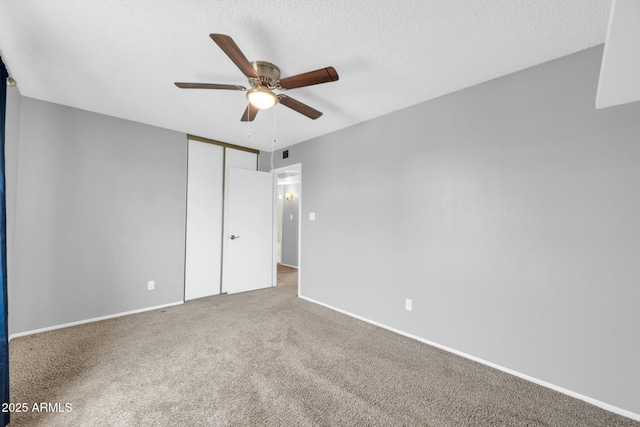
[251, 61, 280, 87]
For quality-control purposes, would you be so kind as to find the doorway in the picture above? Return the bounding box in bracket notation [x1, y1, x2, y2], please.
[272, 163, 301, 293]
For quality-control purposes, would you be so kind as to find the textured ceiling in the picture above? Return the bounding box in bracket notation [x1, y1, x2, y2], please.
[0, 0, 611, 152]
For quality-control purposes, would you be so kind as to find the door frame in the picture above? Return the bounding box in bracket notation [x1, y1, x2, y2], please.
[271, 163, 302, 295]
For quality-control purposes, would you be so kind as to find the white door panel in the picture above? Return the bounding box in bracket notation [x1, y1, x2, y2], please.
[222, 168, 274, 294]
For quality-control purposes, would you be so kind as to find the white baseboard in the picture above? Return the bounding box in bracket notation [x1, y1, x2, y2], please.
[9, 301, 184, 341]
[278, 263, 298, 269]
[298, 295, 640, 422]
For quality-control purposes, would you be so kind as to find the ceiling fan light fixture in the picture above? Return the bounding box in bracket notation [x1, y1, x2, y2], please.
[247, 86, 277, 109]
[177, 34, 338, 121]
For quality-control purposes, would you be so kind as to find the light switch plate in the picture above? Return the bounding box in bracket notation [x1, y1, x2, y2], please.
[309, 212, 316, 221]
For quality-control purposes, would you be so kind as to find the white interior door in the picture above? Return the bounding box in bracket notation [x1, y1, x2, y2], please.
[222, 168, 274, 294]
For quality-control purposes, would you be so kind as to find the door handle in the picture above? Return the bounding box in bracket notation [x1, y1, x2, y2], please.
[229, 235, 241, 240]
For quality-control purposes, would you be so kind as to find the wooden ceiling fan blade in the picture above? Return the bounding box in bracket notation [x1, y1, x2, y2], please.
[277, 95, 323, 119]
[175, 82, 246, 90]
[210, 34, 259, 79]
[240, 103, 259, 122]
[278, 67, 339, 90]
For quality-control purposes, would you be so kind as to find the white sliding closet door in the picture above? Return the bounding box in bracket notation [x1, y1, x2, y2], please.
[184, 140, 224, 300]
[222, 168, 274, 294]
[225, 148, 257, 174]
[184, 140, 258, 300]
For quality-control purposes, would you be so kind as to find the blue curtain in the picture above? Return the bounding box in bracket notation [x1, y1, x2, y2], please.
[0, 57, 10, 427]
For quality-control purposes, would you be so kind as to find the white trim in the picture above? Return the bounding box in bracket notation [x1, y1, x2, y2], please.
[272, 172, 278, 288]
[9, 301, 184, 341]
[271, 163, 302, 296]
[298, 295, 640, 422]
[296, 164, 302, 296]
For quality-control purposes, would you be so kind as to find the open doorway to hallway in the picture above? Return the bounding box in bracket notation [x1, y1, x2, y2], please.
[277, 264, 298, 289]
[273, 164, 301, 293]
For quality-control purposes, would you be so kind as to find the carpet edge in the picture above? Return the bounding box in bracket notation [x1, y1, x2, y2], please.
[8, 300, 184, 340]
[298, 295, 640, 422]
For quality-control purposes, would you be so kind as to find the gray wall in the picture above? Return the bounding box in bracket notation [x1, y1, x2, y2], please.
[6, 96, 187, 335]
[266, 46, 640, 415]
[5, 85, 21, 294]
[281, 183, 299, 267]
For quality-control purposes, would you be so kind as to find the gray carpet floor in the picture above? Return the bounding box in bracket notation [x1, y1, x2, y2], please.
[8, 265, 640, 426]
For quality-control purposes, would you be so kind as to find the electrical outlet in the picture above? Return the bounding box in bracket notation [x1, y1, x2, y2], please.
[405, 298, 412, 311]
[147, 280, 155, 291]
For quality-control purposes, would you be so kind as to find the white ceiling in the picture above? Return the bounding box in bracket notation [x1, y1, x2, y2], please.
[0, 1, 612, 152]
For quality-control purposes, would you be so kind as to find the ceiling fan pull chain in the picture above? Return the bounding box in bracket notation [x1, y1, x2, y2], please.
[271, 106, 277, 170]
[246, 101, 251, 138]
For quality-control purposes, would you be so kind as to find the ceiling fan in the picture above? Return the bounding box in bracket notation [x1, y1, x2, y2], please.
[175, 34, 339, 121]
